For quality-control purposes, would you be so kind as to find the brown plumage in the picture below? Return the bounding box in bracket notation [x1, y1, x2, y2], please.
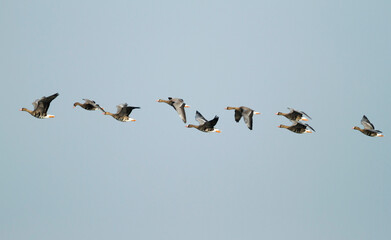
[20, 93, 59, 119]
[353, 115, 383, 137]
[225, 106, 260, 130]
[276, 107, 311, 122]
[103, 103, 140, 122]
[278, 121, 315, 134]
[186, 111, 221, 133]
[73, 99, 105, 112]
[157, 97, 189, 123]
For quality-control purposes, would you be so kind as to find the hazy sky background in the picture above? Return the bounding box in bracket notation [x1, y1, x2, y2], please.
[1, 0, 390, 239]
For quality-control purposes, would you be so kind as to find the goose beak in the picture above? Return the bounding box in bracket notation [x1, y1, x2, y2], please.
[214, 129, 221, 133]
[49, 115, 55, 118]
[378, 134, 384, 137]
[130, 119, 136, 122]
[254, 112, 261, 115]
[301, 118, 309, 121]
[185, 105, 190, 108]
[305, 130, 312, 133]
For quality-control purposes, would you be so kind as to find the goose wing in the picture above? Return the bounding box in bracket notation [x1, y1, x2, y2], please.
[234, 110, 242, 122]
[83, 98, 105, 112]
[361, 115, 375, 130]
[241, 107, 254, 130]
[116, 103, 128, 115]
[305, 123, 316, 132]
[172, 99, 187, 123]
[83, 98, 97, 105]
[32, 99, 40, 111]
[300, 111, 312, 120]
[287, 107, 296, 113]
[205, 116, 219, 128]
[195, 111, 207, 125]
[125, 106, 140, 116]
[34, 93, 59, 114]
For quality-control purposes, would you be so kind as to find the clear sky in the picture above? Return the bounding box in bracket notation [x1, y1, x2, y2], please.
[1, 0, 391, 239]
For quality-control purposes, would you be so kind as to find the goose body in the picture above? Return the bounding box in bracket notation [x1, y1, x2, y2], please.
[353, 115, 383, 137]
[20, 93, 59, 119]
[186, 111, 220, 133]
[278, 121, 315, 134]
[74, 99, 105, 112]
[225, 106, 260, 130]
[103, 103, 140, 122]
[276, 107, 311, 122]
[157, 97, 189, 123]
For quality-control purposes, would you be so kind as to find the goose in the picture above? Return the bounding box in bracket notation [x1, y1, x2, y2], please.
[103, 103, 140, 122]
[20, 93, 59, 119]
[276, 107, 311, 121]
[157, 97, 190, 123]
[225, 106, 260, 130]
[278, 121, 315, 134]
[73, 99, 105, 112]
[353, 115, 384, 137]
[186, 111, 221, 133]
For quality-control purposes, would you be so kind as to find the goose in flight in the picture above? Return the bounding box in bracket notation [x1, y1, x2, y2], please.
[276, 107, 311, 122]
[157, 97, 190, 123]
[20, 93, 59, 119]
[74, 99, 105, 112]
[103, 103, 140, 122]
[353, 115, 383, 137]
[225, 106, 260, 130]
[186, 111, 221, 133]
[278, 121, 315, 134]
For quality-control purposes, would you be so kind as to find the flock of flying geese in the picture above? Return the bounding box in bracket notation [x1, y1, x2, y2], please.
[19, 93, 384, 137]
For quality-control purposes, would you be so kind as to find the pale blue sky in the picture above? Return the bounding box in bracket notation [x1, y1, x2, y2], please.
[1, 1, 391, 239]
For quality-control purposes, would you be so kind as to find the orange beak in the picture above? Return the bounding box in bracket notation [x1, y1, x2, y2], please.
[254, 112, 261, 115]
[215, 130, 221, 133]
[49, 115, 55, 118]
[131, 119, 136, 122]
[301, 118, 309, 121]
[185, 105, 190, 108]
[379, 134, 384, 137]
